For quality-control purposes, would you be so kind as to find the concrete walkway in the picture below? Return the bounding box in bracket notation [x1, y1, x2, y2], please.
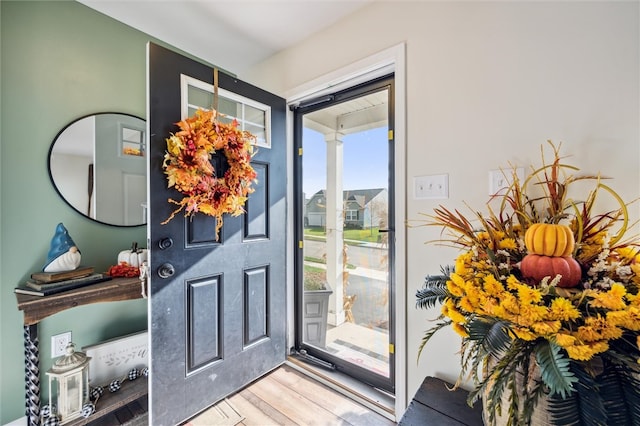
[305, 260, 387, 281]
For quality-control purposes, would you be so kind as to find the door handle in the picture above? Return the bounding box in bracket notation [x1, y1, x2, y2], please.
[378, 229, 393, 233]
[158, 237, 174, 250]
[158, 263, 175, 279]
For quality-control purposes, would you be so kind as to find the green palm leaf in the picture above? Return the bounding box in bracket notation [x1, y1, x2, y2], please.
[467, 317, 512, 356]
[599, 358, 640, 425]
[548, 362, 606, 426]
[416, 319, 452, 360]
[469, 342, 533, 425]
[520, 374, 548, 426]
[416, 265, 453, 310]
[534, 341, 577, 399]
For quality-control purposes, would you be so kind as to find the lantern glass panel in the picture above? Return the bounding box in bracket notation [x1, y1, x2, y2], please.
[66, 372, 82, 414]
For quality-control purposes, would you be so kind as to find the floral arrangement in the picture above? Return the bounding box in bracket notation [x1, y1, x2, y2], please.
[162, 108, 257, 239]
[123, 147, 142, 156]
[416, 141, 640, 425]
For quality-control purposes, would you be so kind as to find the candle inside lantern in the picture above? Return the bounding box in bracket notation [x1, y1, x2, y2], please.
[67, 375, 81, 413]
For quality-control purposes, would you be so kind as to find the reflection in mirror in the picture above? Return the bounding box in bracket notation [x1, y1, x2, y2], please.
[48, 113, 146, 227]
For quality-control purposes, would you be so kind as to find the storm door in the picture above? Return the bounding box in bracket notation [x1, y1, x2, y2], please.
[147, 43, 287, 425]
[293, 75, 395, 392]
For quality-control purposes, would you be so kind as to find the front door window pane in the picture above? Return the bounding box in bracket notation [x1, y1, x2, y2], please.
[181, 75, 271, 148]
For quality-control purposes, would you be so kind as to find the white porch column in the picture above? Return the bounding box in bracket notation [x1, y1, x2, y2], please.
[325, 132, 345, 326]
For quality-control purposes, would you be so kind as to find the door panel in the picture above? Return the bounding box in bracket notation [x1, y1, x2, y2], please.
[147, 43, 286, 425]
[187, 275, 222, 372]
[244, 266, 269, 344]
[245, 162, 269, 239]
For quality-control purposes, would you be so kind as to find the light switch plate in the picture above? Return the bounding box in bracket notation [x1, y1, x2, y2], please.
[414, 174, 449, 199]
[489, 167, 524, 195]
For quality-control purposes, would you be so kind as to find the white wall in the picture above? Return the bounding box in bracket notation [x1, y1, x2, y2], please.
[244, 0, 640, 412]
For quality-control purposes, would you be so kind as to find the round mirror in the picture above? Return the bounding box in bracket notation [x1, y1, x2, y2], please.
[48, 113, 147, 227]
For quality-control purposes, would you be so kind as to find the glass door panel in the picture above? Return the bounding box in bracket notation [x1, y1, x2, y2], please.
[297, 79, 394, 391]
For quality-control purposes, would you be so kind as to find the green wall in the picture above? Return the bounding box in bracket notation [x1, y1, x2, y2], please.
[1, 2, 153, 422]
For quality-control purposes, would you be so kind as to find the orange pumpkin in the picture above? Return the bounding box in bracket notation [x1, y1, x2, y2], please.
[524, 223, 575, 257]
[520, 254, 582, 288]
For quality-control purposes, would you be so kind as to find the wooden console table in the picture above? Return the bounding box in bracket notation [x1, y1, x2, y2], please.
[399, 376, 483, 425]
[15, 277, 146, 426]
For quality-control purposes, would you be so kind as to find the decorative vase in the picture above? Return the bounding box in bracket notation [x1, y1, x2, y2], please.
[482, 358, 551, 426]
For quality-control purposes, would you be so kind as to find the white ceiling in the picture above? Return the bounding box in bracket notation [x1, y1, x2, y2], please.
[79, 0, 372, 74]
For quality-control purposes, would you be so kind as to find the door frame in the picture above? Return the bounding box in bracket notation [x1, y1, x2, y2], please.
[284, 43, 407, 418]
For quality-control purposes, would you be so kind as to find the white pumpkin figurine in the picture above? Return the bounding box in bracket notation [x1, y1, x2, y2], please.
[118, 242, 148, 267]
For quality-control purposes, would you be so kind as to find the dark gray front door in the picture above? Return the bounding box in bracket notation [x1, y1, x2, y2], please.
[147, 43, 286, 425]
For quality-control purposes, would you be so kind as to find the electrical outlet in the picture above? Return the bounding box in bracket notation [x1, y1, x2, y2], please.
[51, 331, 72, 358]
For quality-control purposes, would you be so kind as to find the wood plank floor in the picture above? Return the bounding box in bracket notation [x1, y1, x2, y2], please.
[186, 364, 396, 426]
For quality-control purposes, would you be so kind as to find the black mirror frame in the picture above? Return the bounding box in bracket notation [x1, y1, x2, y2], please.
[47, 112, 146, 228]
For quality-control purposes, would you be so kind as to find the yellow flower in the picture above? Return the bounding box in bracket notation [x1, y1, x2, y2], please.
[615, 247, 640, 263]
[472, 260, 492, 274]
[516, 304, 549, 327]
[491, 304, 508, 320]
[515, 283, 543, 305]
[548, 297, 581, 321]
[483, 275, 505, 296]
[628, 290, 640, 306]
[482, 298, 501, 316]
[498, 238, 517, 250]
[531, 320, 561, 335]
[512, 327, 537, 341]
[565, 344, 598, 361]
[464, 284, 484, 307]
[577, 316, 623, 341]
[606, 310, 634, 329]
[554, 333, 577, 347]
[589, 283, 627, 310]
[459, 296, 476, 313]
[576, 324, 601, 342]
[602, 325, 623, 340]
[442, 299, 467, 324]
[577, 231, 608, 262]
[506, 275, 521, 291]
[623, 307, 640, 330]
[452, 322, 469, 338]
[477, 231, 490, 239]
[500, 293, 520, 315]
[455, 252, 472, 275]
[589, 341, 610, 356]
[447, 276, 466, 298]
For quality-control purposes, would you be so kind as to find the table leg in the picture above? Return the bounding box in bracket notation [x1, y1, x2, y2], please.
[24, 324, 40, 426]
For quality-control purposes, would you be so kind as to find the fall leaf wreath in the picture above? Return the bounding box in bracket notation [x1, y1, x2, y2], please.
[161, 108, 257, 239]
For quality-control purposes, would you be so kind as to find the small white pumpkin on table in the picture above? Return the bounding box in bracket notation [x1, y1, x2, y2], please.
[107, 242, 148, 277]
